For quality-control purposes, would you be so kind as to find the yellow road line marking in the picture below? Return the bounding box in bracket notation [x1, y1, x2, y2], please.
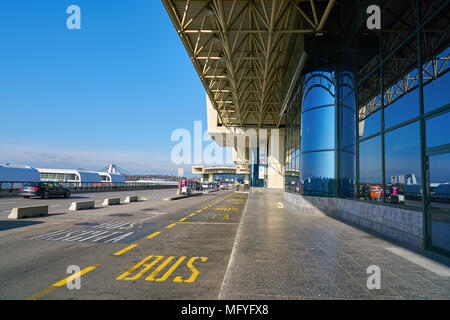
[177, 222, 238, 225]
[53, 265, 99, 287]
[188, 213, 196, 217]
[165, 223, 177, 229]
[179, 217, 187, 222]
[146, 231, 161, 239]
[25, 285, 57, 300]
[114, 244, 138, 256]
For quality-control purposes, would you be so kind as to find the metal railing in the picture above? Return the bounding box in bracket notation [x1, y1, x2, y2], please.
[0, 181, 178, 195]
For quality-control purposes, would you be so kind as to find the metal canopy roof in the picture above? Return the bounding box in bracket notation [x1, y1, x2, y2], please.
[162, 0, 336, 128]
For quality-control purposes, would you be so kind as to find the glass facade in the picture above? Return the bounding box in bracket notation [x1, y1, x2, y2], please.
[300, 71, 337, 196]
[284, 68, 356, 197]
[284, 1, 449, 255]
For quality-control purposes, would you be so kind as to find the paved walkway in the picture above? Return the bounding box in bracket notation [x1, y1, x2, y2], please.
[219, 191, 450, 300]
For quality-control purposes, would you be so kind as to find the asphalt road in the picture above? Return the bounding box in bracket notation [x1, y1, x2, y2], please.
[0, 189, 177, 218]
[0, 190, 248, 299]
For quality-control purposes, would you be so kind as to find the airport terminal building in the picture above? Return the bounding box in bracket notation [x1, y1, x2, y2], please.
[163, 1, 449, 255]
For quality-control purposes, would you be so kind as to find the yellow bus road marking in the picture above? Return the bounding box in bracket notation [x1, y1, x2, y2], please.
[117, 255, 207, 283]
[117, 255, 163, 280]
[145, 256, 175, 281]
[154, 256, 186, 282]
[114, 244, 138, 256]
[146, 231, 161, 239]
[53, 264, 100, 287]
[174, 257, 208, 283]
[178, 222, 238, 225]
[165, 223, 177, 229]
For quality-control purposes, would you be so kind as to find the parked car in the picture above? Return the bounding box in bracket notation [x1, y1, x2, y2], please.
[369, 185, 382, 200]
[19, 182, 71, 199]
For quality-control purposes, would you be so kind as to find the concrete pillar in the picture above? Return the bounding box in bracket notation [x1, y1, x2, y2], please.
[266, 128, 285, 189]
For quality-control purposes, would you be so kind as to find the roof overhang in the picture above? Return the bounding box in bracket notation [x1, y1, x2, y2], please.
[162, 0, 336, 128]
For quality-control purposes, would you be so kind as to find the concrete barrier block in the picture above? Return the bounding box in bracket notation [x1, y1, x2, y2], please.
[102, 198, 120, 206]
[124, 196, 139, 203]
[69, 201, 95, 211]
[8, 205, 49, 219]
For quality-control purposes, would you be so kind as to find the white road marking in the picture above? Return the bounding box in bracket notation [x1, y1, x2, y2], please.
[29, 229, 74, 240]
[28, 229, 134, 243]
[385, 246, 450, 277]
[104, 232, 135, 243]
[95, 218, 153, 230]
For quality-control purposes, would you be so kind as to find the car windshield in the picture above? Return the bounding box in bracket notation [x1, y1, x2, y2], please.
[23, 182, 40, 187]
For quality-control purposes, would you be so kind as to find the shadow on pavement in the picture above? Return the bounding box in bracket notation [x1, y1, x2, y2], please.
[0, 220, 43, 232]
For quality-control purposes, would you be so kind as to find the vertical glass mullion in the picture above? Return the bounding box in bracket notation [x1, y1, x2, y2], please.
[380, 28, 386, 202]
[417, 0, 430, 249]
[355, 37, 360, 200]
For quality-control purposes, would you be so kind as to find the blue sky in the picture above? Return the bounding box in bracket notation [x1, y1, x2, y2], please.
[0, 0, 209, 175]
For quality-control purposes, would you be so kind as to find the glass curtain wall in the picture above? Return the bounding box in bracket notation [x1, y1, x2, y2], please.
[355, 0, 450, 254]
[300, 70, 336, 196]
[284, 0, 449, 255]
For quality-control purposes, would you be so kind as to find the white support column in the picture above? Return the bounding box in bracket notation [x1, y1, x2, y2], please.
[266, 128, 285, 189]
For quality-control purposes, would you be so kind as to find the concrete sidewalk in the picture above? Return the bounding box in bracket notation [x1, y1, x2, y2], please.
[219, 191, 450, 300]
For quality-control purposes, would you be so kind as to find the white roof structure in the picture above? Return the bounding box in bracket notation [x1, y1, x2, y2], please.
[36, 168, 101, 183]
[0, 164, 41, 182]
[98, 172, 126, 183]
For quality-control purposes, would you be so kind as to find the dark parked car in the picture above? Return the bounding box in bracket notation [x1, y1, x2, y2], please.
[19, 182, 71, 199]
